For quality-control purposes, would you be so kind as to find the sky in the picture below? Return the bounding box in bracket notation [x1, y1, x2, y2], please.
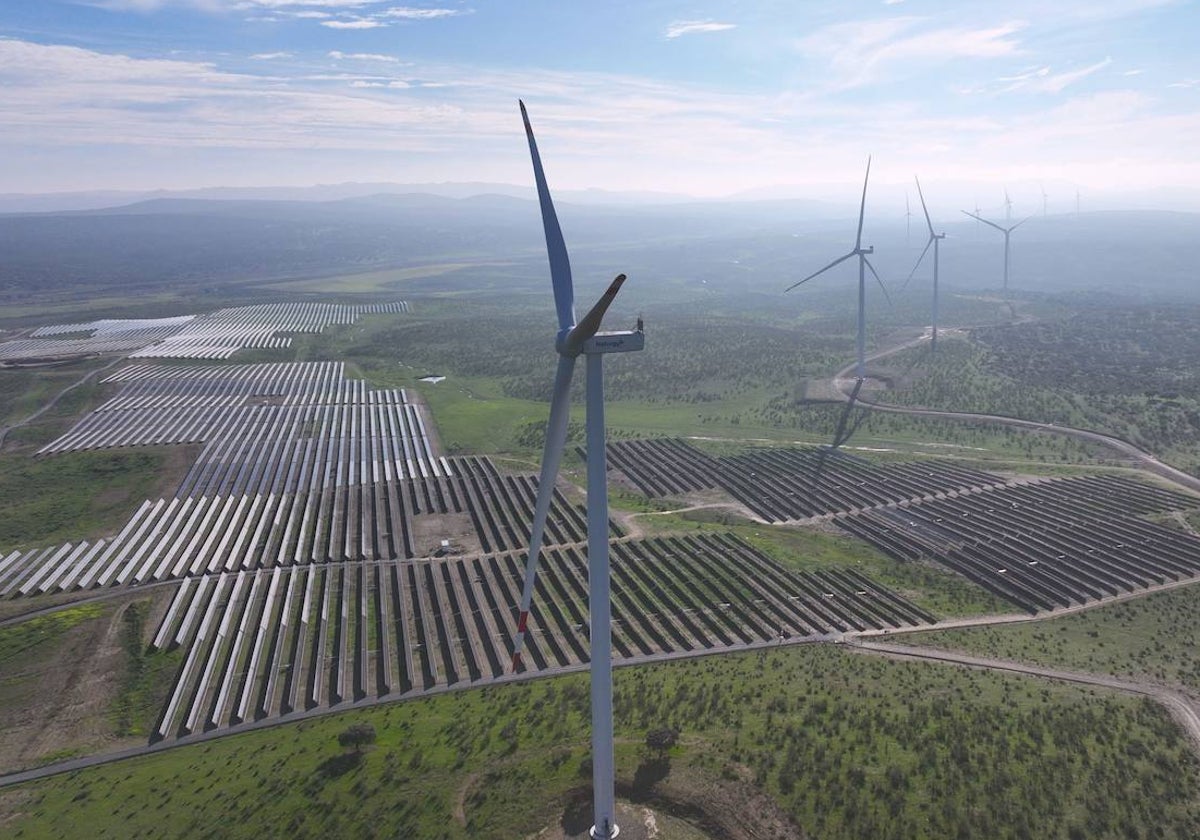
[1, 0, 1198, 211]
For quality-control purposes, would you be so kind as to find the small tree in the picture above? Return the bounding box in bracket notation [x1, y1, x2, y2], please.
[337, 722, 377, 754]
[645, 727, 679, 757]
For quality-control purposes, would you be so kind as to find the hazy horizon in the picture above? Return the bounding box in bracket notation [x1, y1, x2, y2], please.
[1, 1, 1198, 212]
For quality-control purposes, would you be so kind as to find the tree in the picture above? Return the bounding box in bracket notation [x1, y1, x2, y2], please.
[645, 726, 679, 757]
[337, 722, 377, 754]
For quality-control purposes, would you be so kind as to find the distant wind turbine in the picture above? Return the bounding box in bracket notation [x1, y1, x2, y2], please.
[510, 100, 645, 840]
[962, 209, 1031, 294]
[1004, 188, 1013, 223]
[1040, 182, 1048, 217]
[786, 157, 889, 381]
[905, 192, 912, 247]
[902, 177, 946, 353]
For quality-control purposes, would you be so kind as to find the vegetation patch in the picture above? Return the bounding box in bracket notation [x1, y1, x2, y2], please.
[111, 601, 182, 738]
[0, 449, 171, 550]
[5, 644, 1199, 839]
[907, 582, 1200, 692]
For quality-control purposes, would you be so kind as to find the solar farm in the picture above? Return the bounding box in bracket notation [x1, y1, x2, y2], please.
[5, 299, 1200, 757]
[606, 437, 1200, 613]
[0, 301, 940, 746]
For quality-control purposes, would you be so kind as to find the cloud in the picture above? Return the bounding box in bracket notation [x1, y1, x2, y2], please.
[665, 20, 737, 39]
[3, 34, 1198, 203]
[250, 51, 292, 60]
[321, 17, 386, 28]
[328, 50, 400, 61]
[381, 6, 465, 19]
[798, 17, 1025, 88]
[1000, 57, 1112, 93]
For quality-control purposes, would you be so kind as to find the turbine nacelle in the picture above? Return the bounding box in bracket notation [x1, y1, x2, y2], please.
[557, 273, 627, 356]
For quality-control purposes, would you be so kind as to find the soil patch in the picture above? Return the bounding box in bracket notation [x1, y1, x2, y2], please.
[0, 587, 175, 774]
[412, 511, 482, 558]
[524, 762, 804, 840]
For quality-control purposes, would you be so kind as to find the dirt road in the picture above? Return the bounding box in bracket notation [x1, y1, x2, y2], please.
[832, 332, 1200, 495]
[847, 639, 1200, 751]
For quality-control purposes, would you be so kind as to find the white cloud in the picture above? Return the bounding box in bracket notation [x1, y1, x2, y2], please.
[250, 51, 292, 60]
[798, 17, 1026, 89]
[665, 20, 737, 39]
[381, 6, 465, 19]
[329, 50, 400, 62]
[2, 35, 1197, 202]
[1001, 57, 1112, 93]
[321, 17, 386, 28]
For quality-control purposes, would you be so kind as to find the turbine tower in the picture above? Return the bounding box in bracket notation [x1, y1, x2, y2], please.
[902, 177, 946, 353]
[510, 100, 644, 840]
[1040, 182, 1048, 217]
[786, 157, 888, 381]
[962, 209, 1030, 294]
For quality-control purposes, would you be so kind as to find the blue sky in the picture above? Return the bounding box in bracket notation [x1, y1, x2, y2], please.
[1, 0, 1197, 210]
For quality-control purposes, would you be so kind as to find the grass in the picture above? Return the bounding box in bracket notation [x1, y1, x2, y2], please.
[112, 601, 183, 739]
[625, 505, 1017, 621]
[0, 604, 105, 665]
[0, 449, 171, 551]
[906, 582, 1200, 692]
[253, 262, 512, 294]
[4, 644, 1200, 839]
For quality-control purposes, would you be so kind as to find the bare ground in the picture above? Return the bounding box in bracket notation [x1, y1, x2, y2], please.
[0, 587, 175, 775]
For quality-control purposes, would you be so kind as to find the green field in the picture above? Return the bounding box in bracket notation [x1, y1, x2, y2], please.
[4, 644, 1198, 839]
[906, 582, 1200, 692]
[0, 449, 174, 551]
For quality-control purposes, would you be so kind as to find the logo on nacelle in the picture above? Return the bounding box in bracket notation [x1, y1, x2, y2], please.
[583, 330, 645, 355]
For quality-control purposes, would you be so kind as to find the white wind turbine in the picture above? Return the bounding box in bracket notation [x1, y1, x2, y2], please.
[962, 209, 1031, 295]
[905, 192, 912, 247]
[786, 157, 889, 381]
[902, 177, 946, 354]
[510, 100, 644, 840]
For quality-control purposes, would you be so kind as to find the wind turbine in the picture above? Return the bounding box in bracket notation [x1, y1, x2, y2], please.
[1040, 182, 1048, 217]
[902, 177, 946, 353]
[962, 209, 1031, 294]
[905, 192, 912, 247]
[786, 157, 888, 381]
[1004, 188, 1013, 222]
[510, 100, 644, 840]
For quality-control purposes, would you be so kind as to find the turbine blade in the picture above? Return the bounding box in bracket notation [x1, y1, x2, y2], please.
[901, 237, 934, 292]
[855, 156, 872, 251]
[520, 100, 576, 333]
[1010, 215, 1033, 231]
[915, 176, 935, 236]
[784, 251, 855, 292]
[863, 255, 891, 306]
[562, 274, 626, 355]
[510, 354, 576, 670]
[962, 210, 1006, 233]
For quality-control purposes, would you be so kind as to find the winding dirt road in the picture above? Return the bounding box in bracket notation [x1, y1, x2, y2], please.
[0, 356, 123, 450]
[832, 332, 1200, 495]
[846, 639, 1200, 751]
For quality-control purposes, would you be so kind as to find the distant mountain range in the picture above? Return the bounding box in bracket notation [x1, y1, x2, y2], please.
[0, 182, 709, 215]
[0, 186, 1197, 311]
